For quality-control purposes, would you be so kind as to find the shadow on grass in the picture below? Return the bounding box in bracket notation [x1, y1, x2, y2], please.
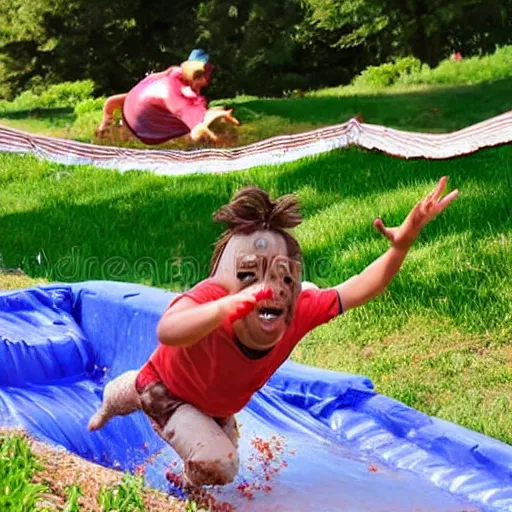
[273, 144, 512, 216]
[0, 144, 510, 301]
[0, 106, 75, 121]
[0, 79, 510, 151]
[235, 78, 512, 133]
[0, 181, 508, 333]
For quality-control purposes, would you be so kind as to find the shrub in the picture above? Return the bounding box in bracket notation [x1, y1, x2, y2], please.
[352, 57, 422, 88]
[74, 96, 106, 116]
[0, 80, 96, 113]
[349, 45, 512, 90]
[398, 45, 512, 86]
[0, 90, 41, 113]
[39, 80, 96, 108]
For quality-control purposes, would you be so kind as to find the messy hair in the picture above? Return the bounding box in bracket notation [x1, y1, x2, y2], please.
[210, 187, 303, 275]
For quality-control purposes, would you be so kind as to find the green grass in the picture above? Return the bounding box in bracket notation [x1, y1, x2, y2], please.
[0, 434, 47, 511]
[0, 430, 195, 511]
[97, 474, 145, 512]
[0, 77, 511, 147]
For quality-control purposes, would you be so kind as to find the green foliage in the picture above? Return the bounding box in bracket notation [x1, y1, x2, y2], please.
[302, 0, 389, 49]
[64, 483, 83, 512]
[397, 45, 512, 86]
[0, 0, 56, 98]
[0, 80, 96, 113]
[97, 474, 145, 511]
[0, 90, 40, 113]
[39, 80, 95, 108]
[0, 0, 510, 98]
[0, 0, 200, 98]
[185, 500, 208, 512]
[0, 431, 177, 511]
[302, 0, 512, 67]
[0, 433, 48, 511]
[196, 0, 312, 97]
[352, 57, 422, 88]
[74, 96, 106, 116]
[348, 45, 512, 90]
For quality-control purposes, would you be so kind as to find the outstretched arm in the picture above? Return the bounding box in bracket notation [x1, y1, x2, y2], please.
[336, 177, 459, 312]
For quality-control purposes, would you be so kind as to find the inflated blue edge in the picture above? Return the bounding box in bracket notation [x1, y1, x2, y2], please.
[1, 280, 512, 511]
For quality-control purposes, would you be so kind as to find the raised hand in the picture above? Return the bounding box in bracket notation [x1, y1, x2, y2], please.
[373, 176, 459, 249]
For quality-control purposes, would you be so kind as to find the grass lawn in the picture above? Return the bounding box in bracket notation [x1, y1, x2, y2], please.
[0, 78, 511, 509]
[0, 77, 510, 148]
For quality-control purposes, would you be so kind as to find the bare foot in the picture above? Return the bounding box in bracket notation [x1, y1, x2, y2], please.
[87, 408, 109, 431]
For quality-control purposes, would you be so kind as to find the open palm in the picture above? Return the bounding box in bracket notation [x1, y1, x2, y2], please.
[192, 108, 240, 142]
[374, 176, 459, 249]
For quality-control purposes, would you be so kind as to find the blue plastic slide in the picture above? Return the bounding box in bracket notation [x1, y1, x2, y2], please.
[1, 281, 512, 511]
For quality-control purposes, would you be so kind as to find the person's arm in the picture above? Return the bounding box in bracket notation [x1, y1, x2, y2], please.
[156, 285, 265, 347]
[336, 176, 459, 312]
[190, 108, 240, 142]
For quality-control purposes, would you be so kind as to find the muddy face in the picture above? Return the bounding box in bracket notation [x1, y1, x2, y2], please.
[213, 231, 301, 350]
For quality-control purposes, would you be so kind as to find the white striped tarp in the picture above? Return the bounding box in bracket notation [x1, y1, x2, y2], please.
[0, 111, 510, 176]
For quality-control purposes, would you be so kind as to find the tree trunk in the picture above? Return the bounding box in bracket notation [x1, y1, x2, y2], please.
[410, 1, 443, 66]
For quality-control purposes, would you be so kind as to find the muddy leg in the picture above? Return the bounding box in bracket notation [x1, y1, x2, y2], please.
[88, 370, 141, 431]
[161, 404, 239, 486]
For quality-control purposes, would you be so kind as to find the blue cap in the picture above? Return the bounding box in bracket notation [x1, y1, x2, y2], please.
[188, 49, 209, 63]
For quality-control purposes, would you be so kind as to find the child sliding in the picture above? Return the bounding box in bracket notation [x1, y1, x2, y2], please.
[89, 178, 458, 486]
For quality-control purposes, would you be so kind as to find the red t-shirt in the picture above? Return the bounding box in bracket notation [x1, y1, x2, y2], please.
[139, 279, 342, 417]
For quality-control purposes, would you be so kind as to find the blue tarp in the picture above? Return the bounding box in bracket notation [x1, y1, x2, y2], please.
[1, 280, 512, 511]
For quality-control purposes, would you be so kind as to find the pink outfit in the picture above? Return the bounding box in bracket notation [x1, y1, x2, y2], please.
[122, 67, 207, 145]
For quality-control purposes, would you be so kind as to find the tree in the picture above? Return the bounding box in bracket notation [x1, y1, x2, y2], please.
[302, 0, 511, 67]
[0, 0, 55, 98]
[195, 0, 308, 96]
[0, 0, 201, 98]
[0, 0, 509, 99]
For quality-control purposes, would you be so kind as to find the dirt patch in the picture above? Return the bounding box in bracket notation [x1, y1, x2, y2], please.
[1, 429, 184, 511]
[0, 272, 45, 291]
